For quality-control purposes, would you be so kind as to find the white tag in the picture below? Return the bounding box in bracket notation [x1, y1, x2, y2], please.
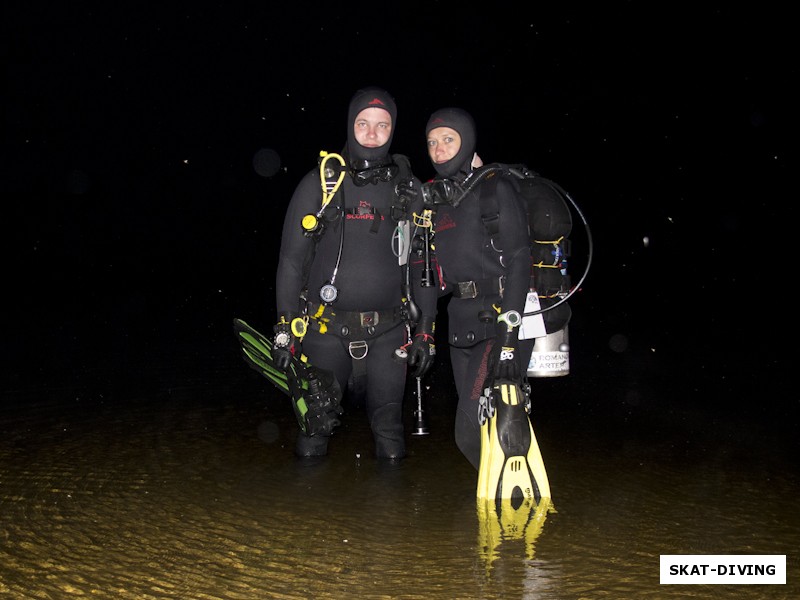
[396, 220, 411, 266]
[519, 292, 547, 340]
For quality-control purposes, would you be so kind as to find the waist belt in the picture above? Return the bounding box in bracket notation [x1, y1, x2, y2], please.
[306, 302, 405, 338]
[451, 276, 505, 299]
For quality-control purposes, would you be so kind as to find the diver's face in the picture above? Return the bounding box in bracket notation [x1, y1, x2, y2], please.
[353, 108, 392, 148]
[427, 127, 461, 164]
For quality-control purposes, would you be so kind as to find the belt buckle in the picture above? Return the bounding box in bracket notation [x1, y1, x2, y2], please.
[360, 311, 379, 327]
[458, 281, 478, 299]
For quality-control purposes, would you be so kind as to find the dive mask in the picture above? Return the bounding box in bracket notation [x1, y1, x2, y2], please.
[420, 178, 466, 207]
[351, 157, 400, 186]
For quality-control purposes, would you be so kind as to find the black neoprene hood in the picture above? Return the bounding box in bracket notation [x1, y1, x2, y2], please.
[425, 107, 477, 179]
[346, 86, 397, 166]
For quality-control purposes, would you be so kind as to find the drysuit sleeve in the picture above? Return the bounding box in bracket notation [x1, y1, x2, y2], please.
[495, 177, 532, 317]
[275, 169, 322, 316]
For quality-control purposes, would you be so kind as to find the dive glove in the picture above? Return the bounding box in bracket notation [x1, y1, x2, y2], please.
[273, 313, 304, 371]
[406, 316, 436, 378]
[488, 310, 522, 382]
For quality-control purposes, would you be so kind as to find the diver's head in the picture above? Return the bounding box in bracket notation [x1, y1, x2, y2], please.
[346, 87, 397, 169]
[425, 107, 476, 179]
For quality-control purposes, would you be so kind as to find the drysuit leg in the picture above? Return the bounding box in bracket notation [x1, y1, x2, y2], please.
[450, 342, 490, 469]
[364, 326, 408, 459]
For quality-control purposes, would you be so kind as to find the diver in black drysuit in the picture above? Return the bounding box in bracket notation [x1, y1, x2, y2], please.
[424, 107, 535, 469]
[273, 87, 438, 459]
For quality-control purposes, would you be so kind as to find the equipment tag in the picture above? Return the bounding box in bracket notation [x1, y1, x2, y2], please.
[519, 292, 547, 340]
[396, 220, 411, 266]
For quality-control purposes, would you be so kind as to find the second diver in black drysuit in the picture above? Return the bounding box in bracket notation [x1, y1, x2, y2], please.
[423, 107, 535, 469]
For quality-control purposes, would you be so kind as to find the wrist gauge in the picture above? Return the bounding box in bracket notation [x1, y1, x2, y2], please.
[274, 330, 291, 348]
[497, 310, 522, 328]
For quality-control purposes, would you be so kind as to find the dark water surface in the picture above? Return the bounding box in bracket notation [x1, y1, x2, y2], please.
[1, 290, 798, 599]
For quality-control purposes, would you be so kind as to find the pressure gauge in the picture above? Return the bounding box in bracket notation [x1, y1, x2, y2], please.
[320, 283, 338, 304]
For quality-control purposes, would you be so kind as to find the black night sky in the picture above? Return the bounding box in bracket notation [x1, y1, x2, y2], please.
[3, 3, 794, 423]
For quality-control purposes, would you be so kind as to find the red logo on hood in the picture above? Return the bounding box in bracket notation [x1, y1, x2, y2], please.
[367, 97, 387, 107]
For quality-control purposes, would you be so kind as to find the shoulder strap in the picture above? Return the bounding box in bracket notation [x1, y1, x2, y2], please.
[390, 153, 414, 222]
[474, 163, 516, 238]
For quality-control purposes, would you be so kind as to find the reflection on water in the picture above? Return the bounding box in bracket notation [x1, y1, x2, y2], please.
[1, 343, 798, 599]
[477, 497, 554, 568]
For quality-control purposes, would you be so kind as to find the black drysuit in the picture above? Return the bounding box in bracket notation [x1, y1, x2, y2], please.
[425, 106, 535, 469]
[275, 162, 437, 459]
[432, 174, 535, 469]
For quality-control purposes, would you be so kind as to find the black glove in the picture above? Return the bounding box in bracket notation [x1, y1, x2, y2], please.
[406, 316, 436, 379]
[488, 310, 522, 383]
[273, 313, 302, 372]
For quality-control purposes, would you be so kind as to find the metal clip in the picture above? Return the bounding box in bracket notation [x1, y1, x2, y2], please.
[348, 340, 368, 360]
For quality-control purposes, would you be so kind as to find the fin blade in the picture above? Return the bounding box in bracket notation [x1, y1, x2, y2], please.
[233, 318, 343, 437]
[233, 318, 291, 396]
[477, 380, 551, 504]
[477, 411, 493, 499]
[525, 419, 551, 501]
